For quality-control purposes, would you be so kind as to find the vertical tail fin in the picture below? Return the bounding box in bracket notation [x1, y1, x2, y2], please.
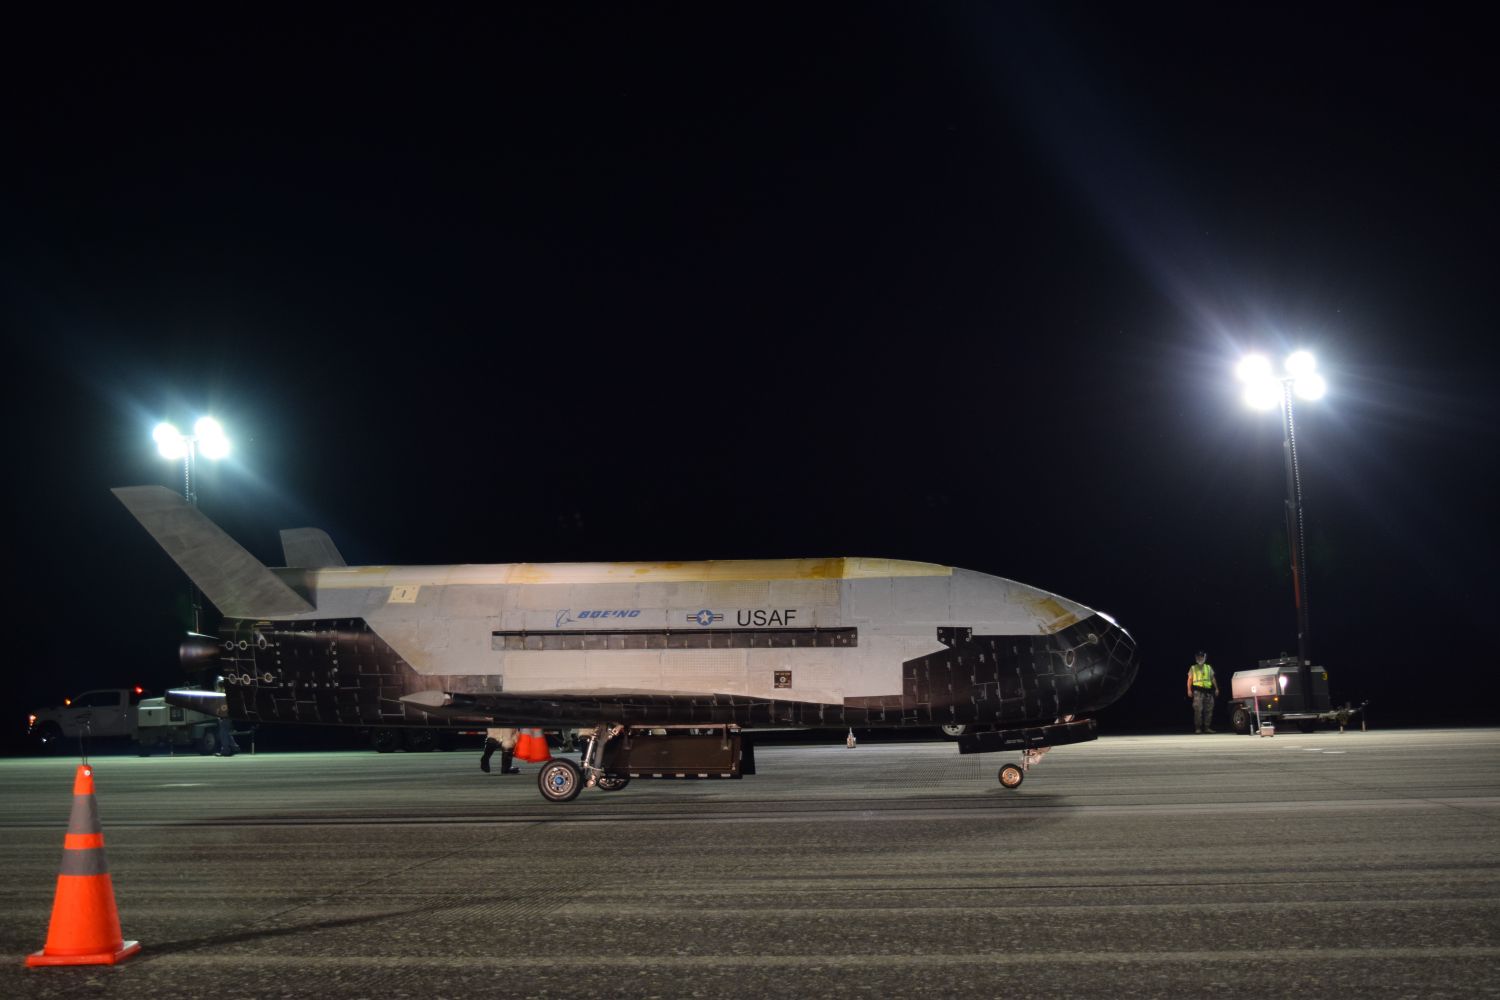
[279, 528, 346, 568]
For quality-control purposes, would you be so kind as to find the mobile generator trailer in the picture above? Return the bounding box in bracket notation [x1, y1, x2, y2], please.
[1228, 656, 1368, 735]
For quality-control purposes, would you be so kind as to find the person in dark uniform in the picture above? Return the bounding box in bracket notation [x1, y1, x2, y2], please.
[479, 727, 519, 774]
[214, 677, 239, 756]
[213, 705, 240, 756]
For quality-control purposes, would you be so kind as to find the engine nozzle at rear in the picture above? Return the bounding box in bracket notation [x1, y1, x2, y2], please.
[179, 632, 222, 670]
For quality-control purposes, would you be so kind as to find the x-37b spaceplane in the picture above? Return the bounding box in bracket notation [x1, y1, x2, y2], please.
[114, 486, 1138, 802]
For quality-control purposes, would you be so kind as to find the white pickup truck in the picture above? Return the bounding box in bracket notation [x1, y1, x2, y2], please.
[27, 686, 223, 755]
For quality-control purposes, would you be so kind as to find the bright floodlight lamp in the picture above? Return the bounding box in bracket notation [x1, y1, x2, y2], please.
[1294, 371, 1327, 400]
[151, 415, 231, 499]
[153, 422, 187, 459]
[1243, 380, 1280, 411]
[194, 416, 231, 459]
[1284, 350, 1317, 378]
[1282, 350, 1326, 400]
[1235, 354, 1273, 385]
[1236, 354, 1280, 410]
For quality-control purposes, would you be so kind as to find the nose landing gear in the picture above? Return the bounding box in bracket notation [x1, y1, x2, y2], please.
[998, 746, 1050, 790]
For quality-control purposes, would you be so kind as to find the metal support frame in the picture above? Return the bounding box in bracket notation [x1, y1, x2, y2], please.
[581, 723, 622, 787]
[1020, 746, 1049, 773]
[1279, 382, 1315, 713]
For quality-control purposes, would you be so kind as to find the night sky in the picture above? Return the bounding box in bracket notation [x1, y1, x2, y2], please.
[4, 5, 1496, 745]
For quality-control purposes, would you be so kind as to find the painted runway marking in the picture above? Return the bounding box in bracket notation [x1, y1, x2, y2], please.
[142, 946, 1500, 969]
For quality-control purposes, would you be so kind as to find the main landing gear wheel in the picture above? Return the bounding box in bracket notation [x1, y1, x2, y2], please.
[538, 758, 583, 802]
[998, 763, 1025, 789]
[596, 775, 630, 792]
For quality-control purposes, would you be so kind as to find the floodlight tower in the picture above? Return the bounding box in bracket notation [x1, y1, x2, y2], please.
[1235, 351, 1326, 705]
[151, 417, 231, 632]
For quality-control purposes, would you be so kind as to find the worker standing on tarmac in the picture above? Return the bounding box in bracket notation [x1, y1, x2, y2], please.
[213, 675, 239, 756]
[479, 727, 520, 774]
[1186, 651, 1219, 733]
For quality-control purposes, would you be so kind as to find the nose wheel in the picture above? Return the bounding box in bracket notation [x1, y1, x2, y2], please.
[998, 747, 1049, 790]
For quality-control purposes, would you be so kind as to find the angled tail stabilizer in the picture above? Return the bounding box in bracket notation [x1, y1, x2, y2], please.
[112, 486, 315, 619]
[280, 527, 346, 568]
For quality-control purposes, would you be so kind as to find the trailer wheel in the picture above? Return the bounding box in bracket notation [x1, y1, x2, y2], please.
[998, 763, 1024, 789]
[197, 729, 219, 755]
[371, 728, 401, 753]
[1231, 707, 1252, 735]
[597, 775, 630, 792]
[1297, 719, 1317, 734]
[403, 729, 436, 752]
[538, 758, 583, 802]
[939, 723, 967, 740]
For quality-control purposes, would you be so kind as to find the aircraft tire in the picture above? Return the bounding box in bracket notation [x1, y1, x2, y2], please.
[597, 775, 630, 792]
[998, 763, 1024, 789]
[538, 758, 583, 803]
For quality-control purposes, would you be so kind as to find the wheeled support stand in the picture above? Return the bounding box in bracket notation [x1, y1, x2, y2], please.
[535, 722, 623, 803]
[580, 723, 624, 788]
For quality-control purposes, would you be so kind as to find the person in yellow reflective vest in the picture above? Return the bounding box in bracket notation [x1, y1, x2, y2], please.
[1186, 651, 1219, 733]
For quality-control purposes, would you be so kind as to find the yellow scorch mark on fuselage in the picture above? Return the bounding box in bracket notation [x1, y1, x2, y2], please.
[308, 557, 952, 589]
[1014, 592, 1084, 633]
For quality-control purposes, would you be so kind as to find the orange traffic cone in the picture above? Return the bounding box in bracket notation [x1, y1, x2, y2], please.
[516, 728, 550, 763]
[513, 729, 534, 762]
[27, 765, 140, 967]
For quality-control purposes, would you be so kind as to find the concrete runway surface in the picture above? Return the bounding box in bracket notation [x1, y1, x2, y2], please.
[3, 729, 1497, 999]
